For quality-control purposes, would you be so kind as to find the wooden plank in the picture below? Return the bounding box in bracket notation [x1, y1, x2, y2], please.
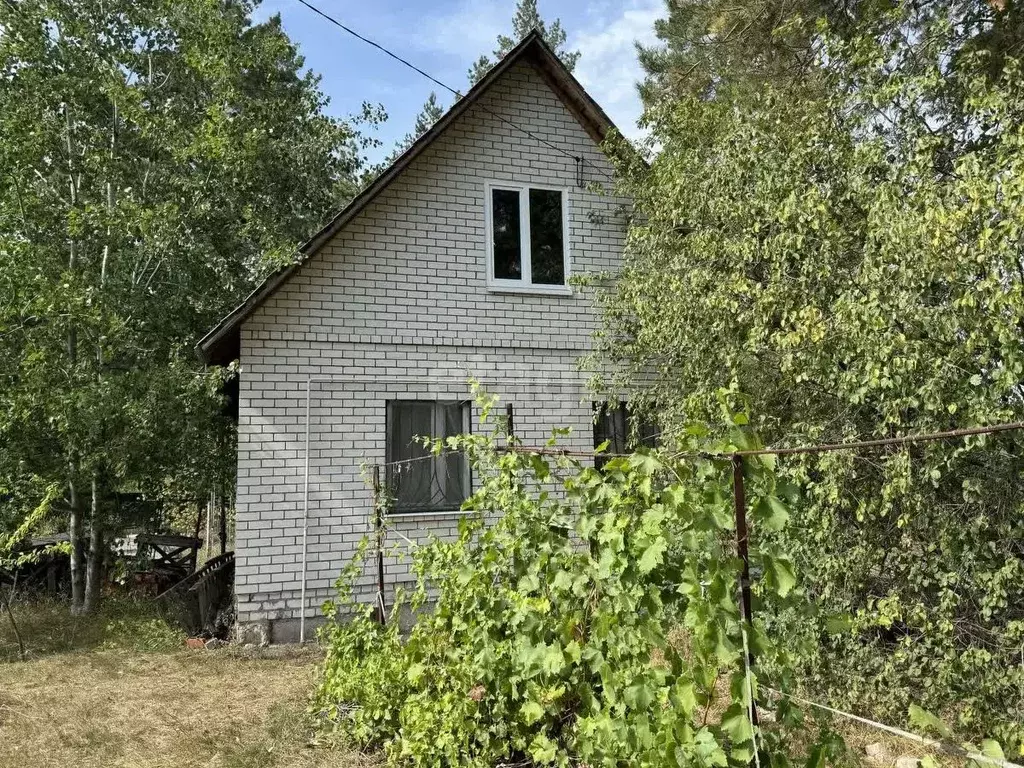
[136, 534, 201, 549]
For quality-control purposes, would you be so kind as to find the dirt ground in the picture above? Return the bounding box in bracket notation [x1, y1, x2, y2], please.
[0, 597, 375, 768]
[0, 600, 962, 768]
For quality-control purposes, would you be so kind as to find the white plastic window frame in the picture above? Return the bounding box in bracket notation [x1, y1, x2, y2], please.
[484, 181, 571, 295]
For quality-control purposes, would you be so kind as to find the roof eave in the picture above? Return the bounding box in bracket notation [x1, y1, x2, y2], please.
[196, 267, 295, 365]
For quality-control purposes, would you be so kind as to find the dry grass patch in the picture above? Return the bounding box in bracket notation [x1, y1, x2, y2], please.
[0, 644, 374, 768]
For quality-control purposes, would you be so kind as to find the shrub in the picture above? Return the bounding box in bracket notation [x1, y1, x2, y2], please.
[313, 395, 818, 767]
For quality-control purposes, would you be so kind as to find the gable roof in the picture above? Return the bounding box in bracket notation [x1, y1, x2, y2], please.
[197, 31, 621, 366]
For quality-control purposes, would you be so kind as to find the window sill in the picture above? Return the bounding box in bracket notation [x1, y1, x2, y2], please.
[486, 283, 573, 297]
[386, 508, 476, 521]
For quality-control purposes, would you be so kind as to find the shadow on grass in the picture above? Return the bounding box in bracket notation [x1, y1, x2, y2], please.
[0, 595, 184, 662]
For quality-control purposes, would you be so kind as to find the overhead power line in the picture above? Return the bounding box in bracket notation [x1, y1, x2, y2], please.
[292, 0, 616, 183]
[295, 0, 463, 102]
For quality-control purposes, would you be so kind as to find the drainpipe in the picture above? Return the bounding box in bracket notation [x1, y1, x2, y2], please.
[299, 377, 312, 644]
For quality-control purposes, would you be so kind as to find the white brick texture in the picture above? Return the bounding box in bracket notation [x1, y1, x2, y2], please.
[234, 60, 628, 633]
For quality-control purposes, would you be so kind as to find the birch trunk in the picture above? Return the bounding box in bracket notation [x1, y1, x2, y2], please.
[83, 477, 102, 614]
[68, 475, 85, 613]
[65, 102, 86, 615]
[82, 99, 117, 614]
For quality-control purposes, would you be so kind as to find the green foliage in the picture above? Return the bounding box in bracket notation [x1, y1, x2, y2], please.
[99, 610, 184, 653]
[909, 704, 1016, 768]
[0, 596, 183, 660]
[411, 93, 445, 139]
[314, 395, 815, 766]
[597, 0, 1024, 749]
[0, 0, 371, 603]
[0, 481, 61, 564]
[388, 92, 446, 162]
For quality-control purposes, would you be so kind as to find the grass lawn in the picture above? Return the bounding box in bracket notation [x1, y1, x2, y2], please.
[0, 598, 375, 768]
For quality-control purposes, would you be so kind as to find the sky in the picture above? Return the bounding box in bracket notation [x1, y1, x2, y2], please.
[253, 0, 663, 164]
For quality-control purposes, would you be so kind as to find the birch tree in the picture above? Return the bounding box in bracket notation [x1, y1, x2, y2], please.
[0, 0, 366, 612]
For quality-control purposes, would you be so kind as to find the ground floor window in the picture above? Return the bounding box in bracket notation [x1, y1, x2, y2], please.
[593, 402, 660, 468]
[385, 400, 470, 514]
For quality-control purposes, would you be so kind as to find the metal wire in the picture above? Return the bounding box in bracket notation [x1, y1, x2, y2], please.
[382, 450, 464, 468]
[381, 523, 420, 549]
[763, 687, 1024, 768]
[509, 421, 1024, 461]
[506, 446, 717, 461]
[293, 0, 617, 184]
[735, 421, 1024, 458]
[380, 450, 470, 516]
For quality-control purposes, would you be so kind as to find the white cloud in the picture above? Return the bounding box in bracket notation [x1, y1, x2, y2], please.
[571, 0, 661, 141]
[409, 0, 508, 59]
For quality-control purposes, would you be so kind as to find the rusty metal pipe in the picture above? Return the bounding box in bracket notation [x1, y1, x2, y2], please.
[732, 454, 759, 728]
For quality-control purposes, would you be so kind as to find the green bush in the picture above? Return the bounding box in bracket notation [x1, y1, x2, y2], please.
[312, 395, 821, 767]
[767, 446, 1024, 750]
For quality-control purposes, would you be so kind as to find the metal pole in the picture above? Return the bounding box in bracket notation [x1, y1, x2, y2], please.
[218, 423, 228, 555]
[299, 378, 312, 644]
[219, 492, 228, 556]
[205, 492, 212, 561]
[373, 464, 386, 625]
[732, 454, 759, 727]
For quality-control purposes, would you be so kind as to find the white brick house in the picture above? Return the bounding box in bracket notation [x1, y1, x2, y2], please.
[198, 32, 632, 643]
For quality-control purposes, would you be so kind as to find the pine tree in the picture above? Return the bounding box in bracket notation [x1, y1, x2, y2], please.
[388, 0, 579, 168]
[411, 92, 445, 139]
[388, 91, 446, 161]
[468, 0, 579, 84]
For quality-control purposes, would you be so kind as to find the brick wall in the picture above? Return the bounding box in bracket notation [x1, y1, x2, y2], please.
[234, 59, 629, 642]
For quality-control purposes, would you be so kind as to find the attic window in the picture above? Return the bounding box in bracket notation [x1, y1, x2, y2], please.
[486, 182, 570, 294]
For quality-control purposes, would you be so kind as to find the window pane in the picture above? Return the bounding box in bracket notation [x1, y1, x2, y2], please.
[440, 402, 469, 507]
[593, 402, 660, 469]
[387, 402, 434, 513]
[529, 189, 564, 285]
[636, 416, 661, 448]
[386, 401, 470, 513]
[492, 189, 522, 280]
[593, 403, 628, 470]
[386, 402, 432, 463]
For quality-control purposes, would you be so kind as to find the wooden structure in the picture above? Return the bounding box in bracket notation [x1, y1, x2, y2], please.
[155, 551, 235, 637]
[3, 533, 71, 595]
[135, 533, 202, 590]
